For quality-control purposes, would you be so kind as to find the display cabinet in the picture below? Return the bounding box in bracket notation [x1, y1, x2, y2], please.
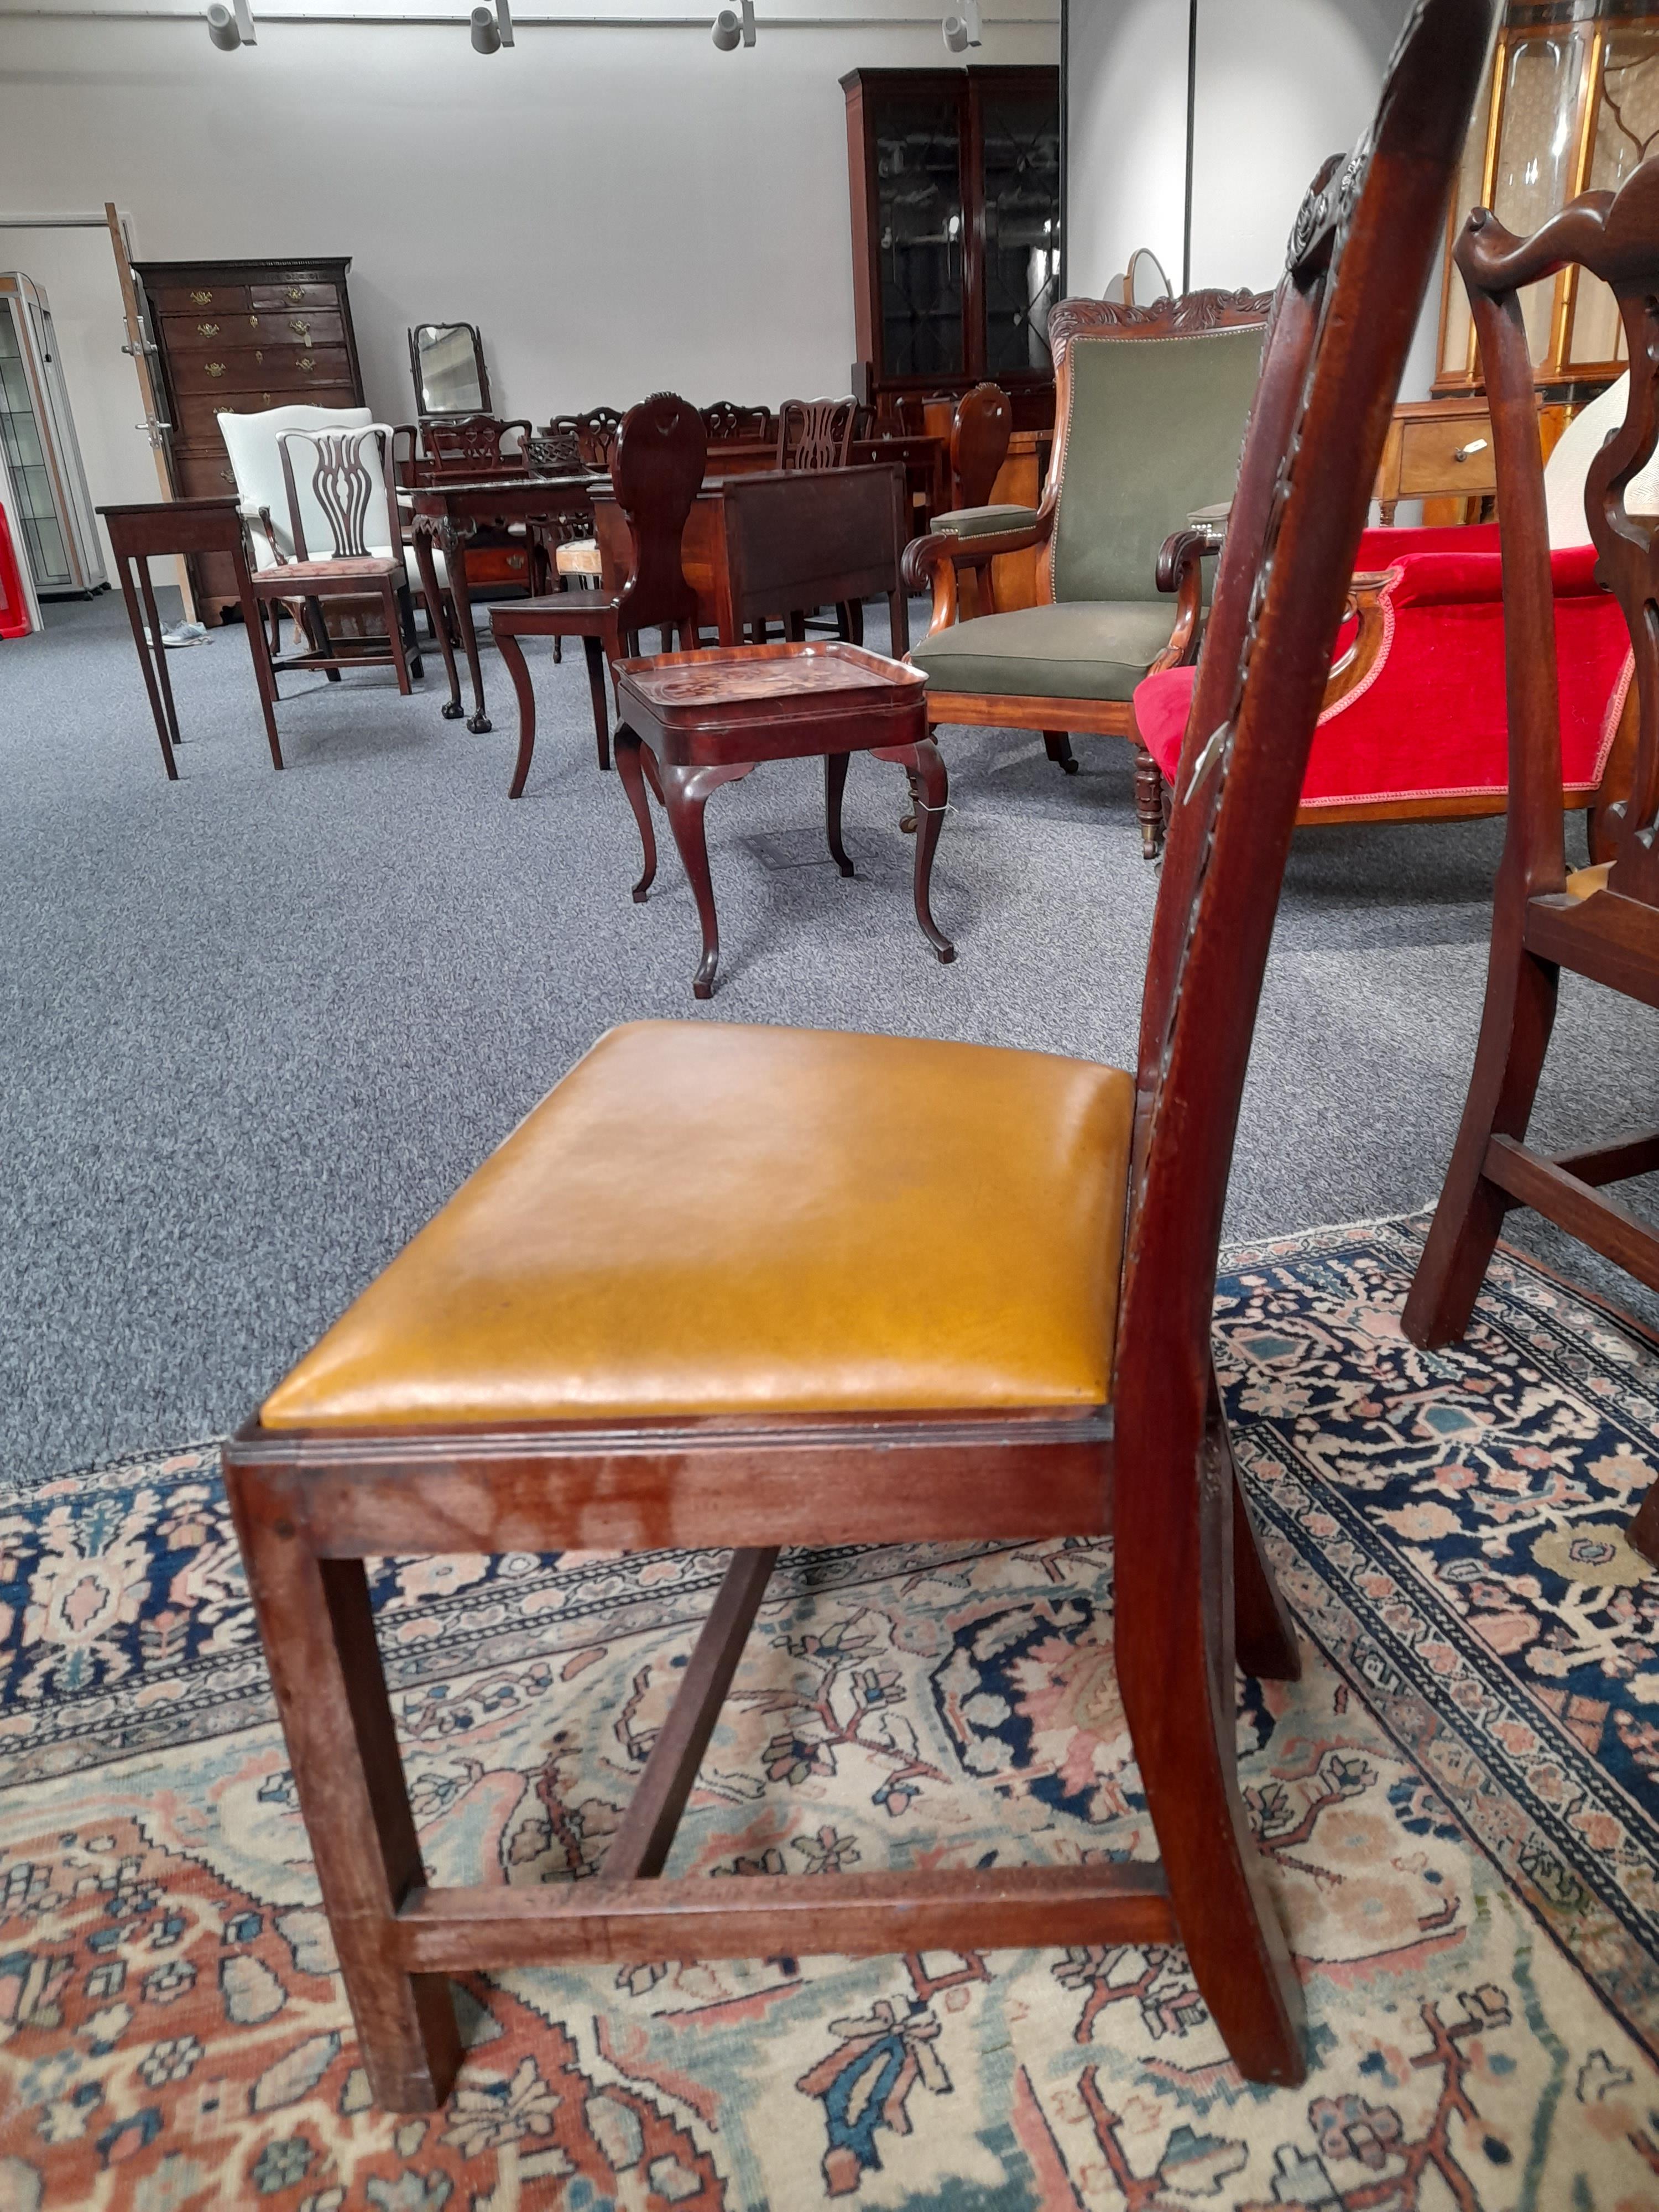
[1435, 0, 1659, 397]
[842, 66, 1061, 428]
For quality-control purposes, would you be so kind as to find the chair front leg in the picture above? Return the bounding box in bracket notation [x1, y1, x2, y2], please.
[226, 1467, 462, 2111]
[614, 725, 659, 902]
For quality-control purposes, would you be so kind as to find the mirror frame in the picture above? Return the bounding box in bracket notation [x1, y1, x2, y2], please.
[408, 322, 491, 418]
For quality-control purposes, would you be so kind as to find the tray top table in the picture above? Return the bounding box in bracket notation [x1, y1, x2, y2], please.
[612, 639, 951, 998]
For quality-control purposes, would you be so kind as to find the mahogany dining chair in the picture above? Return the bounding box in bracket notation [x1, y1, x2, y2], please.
[1404, 156, 1659, 1562]
[222, 0, 1490, 2113]
[489, 393, 705, 795]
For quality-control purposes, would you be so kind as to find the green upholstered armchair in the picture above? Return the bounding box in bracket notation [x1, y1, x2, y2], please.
[905, 289, 1272, 857]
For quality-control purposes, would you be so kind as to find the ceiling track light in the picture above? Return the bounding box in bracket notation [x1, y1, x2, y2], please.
[471, 0, 512, 53]
[942, 0, 980, 52]
[205, 0, 254, 49]
[712, 0, 754, 51]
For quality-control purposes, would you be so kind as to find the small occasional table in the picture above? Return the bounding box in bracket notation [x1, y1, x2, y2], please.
[613, 640, 952, 999]
[98, 498, 281, 776]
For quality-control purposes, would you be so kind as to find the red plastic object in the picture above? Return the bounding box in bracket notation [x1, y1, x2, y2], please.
[0, 495, 31, 638]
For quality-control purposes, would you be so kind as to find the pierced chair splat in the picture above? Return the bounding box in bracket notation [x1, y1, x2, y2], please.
[249, 422, 424, 694]
[1403, 160, 1659, 1559]
[222, 0, 1491, 2117]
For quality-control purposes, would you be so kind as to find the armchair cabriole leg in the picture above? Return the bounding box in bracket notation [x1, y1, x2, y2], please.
[226, 1468, 461, 2111]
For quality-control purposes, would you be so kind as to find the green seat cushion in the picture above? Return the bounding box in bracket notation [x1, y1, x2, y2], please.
[910, 602, 1177, 703]
[934, 504, 1042, 538]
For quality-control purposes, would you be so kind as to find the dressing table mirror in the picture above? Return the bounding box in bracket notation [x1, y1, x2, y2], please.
[408, 322, 491, 418]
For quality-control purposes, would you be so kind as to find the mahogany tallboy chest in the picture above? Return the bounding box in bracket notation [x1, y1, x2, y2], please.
[132, 257, 366, 622]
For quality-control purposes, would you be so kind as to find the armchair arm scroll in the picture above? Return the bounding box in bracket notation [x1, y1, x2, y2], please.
[902, 512, 1056, 640]
[1151, 523, 1227, 671]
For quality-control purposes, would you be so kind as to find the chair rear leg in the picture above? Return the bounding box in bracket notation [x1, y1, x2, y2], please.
[228, 1474, 461, 2111]
[397, 583, 425, 682]
[1210, 1371, 1300, 1683]
[384, 585, 414, 696]
[1117, 1434, 1306, 2087]
[1402, 924, 1559, 1348]
[1043, 731, 1078, 776]
[582, 634, 611, 770]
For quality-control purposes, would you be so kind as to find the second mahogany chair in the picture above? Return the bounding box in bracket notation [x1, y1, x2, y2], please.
[1404, 160, 1659, 1561]
[490, 392, 706, 797]
[222, 0, 1488, 2117]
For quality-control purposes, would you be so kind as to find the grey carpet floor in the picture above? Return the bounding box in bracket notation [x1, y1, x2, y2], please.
[2, 589, 1655, 1482]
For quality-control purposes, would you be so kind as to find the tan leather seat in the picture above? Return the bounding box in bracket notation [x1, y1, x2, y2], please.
[1565, 862, 1611, 900]
[262, 1021, 1134, 1430]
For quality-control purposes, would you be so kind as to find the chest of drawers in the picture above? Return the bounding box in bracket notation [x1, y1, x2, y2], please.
[134, 257, 364, 622]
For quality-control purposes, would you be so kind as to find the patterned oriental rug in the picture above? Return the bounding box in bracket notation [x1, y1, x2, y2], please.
[5, 1220, 1659, 2211]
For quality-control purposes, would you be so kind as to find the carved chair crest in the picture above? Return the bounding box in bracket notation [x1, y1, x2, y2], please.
[1048, 286, 1275, 371]
[701, 400, 773, 444]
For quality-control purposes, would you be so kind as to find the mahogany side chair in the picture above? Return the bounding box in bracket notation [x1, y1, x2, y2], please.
[250, 425, 422, 695]
[222, 0, 1489, 2115]
[1403, 159, 1659, 1561]
[489, 393, 705, 796]
[775, 396, 857, 472]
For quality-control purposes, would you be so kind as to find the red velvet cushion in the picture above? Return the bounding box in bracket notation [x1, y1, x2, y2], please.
[1134, 526, 1629, 808]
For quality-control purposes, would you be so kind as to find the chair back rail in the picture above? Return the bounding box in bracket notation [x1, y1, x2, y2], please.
[549, 408, 624, 469]
[1117, 0, 1491, 1473]
[276, 425, 402, 564]
[420, 415, 533, 478]
[1457, 174, 1659, 906]
[776, 397, 857, 472]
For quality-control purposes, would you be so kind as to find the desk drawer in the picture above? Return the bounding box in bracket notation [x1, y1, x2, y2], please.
[1397, 411, 1496, 497]
[165, 312, 346, 356]
[151, 282, 250, 314]
[170, 343, 352, 396]
[249, 283, 342, 312]
[174, 382, 359, 443]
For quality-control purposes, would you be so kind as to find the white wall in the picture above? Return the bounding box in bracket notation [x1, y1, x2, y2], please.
[1065, 0, 1444, 403]
[0, 2, 1058, 542]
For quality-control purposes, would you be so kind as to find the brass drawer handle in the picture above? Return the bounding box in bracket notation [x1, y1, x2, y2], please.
[197, 321, 220, 337]
[289, 318, 310, 337]
[1453, 437, 1489, 463]
[191, 289, 212, 305]
[205, 361, 225, 378]
[298, 356, 316, 372]
[286, 287, 304, 303]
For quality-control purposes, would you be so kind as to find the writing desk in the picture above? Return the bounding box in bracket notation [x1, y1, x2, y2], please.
[406, 472, 596, 732]
[590, 465, 909, 651]
[98, 498, 281, 776]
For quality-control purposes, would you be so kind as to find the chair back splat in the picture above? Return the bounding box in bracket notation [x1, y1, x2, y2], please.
[610, 391, 707, 627]
[1115, 0, 1492, 1851]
